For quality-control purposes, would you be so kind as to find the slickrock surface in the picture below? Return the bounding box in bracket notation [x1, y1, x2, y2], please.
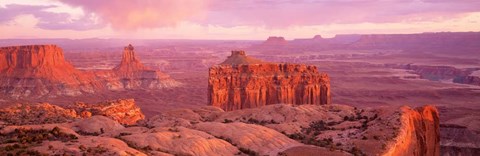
[0, 44, 180, 98]
[0, 103, 439, 156]
[0, 99, 145, 126]
[72, 116, 125, 134]
[209, 51, 331, 111]
[121, 127, 239, 156]
[33, 136, 147, 156]
[194, 122, 302, 155]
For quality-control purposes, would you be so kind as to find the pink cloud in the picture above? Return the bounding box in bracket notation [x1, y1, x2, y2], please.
[3, 0, 480, 31]
[59, 0, 210, 30]
[203, 0, 480, 28]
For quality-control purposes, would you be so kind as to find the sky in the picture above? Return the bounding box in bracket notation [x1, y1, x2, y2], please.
[0, 0, 480, 40]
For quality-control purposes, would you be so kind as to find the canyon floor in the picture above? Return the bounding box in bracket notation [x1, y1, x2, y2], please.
[0, 39, 479, 155]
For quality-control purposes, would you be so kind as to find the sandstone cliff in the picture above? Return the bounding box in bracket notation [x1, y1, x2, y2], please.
[384, 105, 440, 156]
[0, 45, 69, 72]
[0, 44, 180, 98]
[0, 45, 100, 97]
[208, 51, 331, 111]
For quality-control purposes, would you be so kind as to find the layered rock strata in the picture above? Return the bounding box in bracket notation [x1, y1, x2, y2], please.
[208, 51, 331, 111]
[384, 105, 440, 156]
[0, 44, 180, 98]
[0, 45, 99, 97]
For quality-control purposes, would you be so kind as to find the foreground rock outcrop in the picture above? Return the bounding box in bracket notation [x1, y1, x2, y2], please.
[0, 99, 144, 126]
[208, 51, 331, 111]
[0, 44, 180, 98]
[0, 103, 439, 156]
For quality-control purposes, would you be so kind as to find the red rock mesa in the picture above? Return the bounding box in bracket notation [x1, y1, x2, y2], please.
[208, 51, 331, 111]
[0, 44, 180, 98]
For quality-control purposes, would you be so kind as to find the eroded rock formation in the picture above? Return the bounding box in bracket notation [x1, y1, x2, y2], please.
[111, 44, 180, 89]
[0, 45, 100, 97]
[208, 51, 331, 111]
[0, 99, 145, 125]
[0, 103, 440, 156]
[0, 44, 180, 98]
[72, 99, 145, 125]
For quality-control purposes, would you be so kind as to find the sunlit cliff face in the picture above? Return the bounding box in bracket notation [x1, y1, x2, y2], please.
[0, 0, 480, 39]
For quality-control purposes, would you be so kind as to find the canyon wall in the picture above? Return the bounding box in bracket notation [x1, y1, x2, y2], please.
[0, 45, 100, 97]
[0, 45, 69, 71]
[384, 105, 440, 156]
[0, 44, 180, 98]
[208, 51, 331, 111]
[350, 32, 480, 51]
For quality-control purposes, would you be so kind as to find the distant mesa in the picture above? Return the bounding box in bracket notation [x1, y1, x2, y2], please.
[209, 50, 331, 111]
[0, 44, 180, 98]
[312, 35, 324, 40]
[262, 36, 288, 45]
[0, 45, 68, 70]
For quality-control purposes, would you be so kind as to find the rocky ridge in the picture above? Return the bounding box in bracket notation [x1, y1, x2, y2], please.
[0, 99, 144, 126]
[0, 103, 439, 156]
[209, 51, 331, 111]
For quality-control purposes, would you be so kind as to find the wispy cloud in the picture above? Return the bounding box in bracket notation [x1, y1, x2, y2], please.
[0, 4, 104, 30]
